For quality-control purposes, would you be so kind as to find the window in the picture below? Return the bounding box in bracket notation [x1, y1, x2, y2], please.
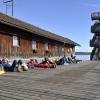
[13, 35, 20, 47]
[32, 40, 37, 50]
[62, 47, 64, 52]
[70, 48, 72, 52]
[67, 48, 70, 53]
[45, 43, 48, 50]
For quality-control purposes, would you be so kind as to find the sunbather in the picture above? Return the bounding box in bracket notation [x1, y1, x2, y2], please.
[27, 59, 38, 68]
[35, 57, 56, 68]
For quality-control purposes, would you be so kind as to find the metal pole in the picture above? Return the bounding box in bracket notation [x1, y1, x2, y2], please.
[3, 0, 14, 16]
[12, 0, 13, 16]
[6, 4, 7, 15]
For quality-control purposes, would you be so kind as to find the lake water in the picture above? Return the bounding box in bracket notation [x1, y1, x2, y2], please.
[76, 55, 90, 61]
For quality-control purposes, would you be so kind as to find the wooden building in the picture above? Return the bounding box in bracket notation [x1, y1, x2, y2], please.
[0, 12, 79, 58]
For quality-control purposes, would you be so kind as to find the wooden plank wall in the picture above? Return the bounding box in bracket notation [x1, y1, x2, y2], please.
[64, 47, 74, 56]
[19, 39, 32, 58]
[0, 33, 12, 58]
[36, 41, 45, 57]
[0, 32, 74, 58]
[0, 32, 33, 58]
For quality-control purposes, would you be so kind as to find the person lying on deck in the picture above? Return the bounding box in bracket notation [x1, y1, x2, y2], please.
[37, 57, 56, 68]
[2, 58, 12, 71]
[27, 57, 56, 68]
[71, 54, 82, 63]
[27, 59, 38, 68]
[56, 55, 78, 65]
[14, 60, 28, 72]
[2, 59, 28, 72]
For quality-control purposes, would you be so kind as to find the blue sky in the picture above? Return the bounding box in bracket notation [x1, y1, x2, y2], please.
[0, 0, 100, 52]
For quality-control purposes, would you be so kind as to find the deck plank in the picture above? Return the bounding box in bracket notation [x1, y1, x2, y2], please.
[0, 61, 100, 100]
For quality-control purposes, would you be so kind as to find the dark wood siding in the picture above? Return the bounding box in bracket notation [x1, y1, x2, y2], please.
[0, 33, 12, 58]
[0, 23, 75, 58]
[0, 32, 33, 58]
[36, 41, 45, 57]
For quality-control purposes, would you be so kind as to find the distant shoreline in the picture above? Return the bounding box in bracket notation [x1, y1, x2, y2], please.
[75, 52, 90, 55]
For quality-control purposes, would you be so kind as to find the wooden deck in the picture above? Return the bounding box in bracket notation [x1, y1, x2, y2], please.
[0, 61, 100, 100]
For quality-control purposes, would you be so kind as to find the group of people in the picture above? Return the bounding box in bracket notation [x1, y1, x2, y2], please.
[0, 57, 56, 72]
[55, 54, 81, 65]
[27, 55, 80, 68]
[27, 57, 56, 68]
[0, 55, 81, 72]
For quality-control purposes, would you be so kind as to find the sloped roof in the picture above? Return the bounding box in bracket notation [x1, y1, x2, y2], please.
[0, 12, 80, 46]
